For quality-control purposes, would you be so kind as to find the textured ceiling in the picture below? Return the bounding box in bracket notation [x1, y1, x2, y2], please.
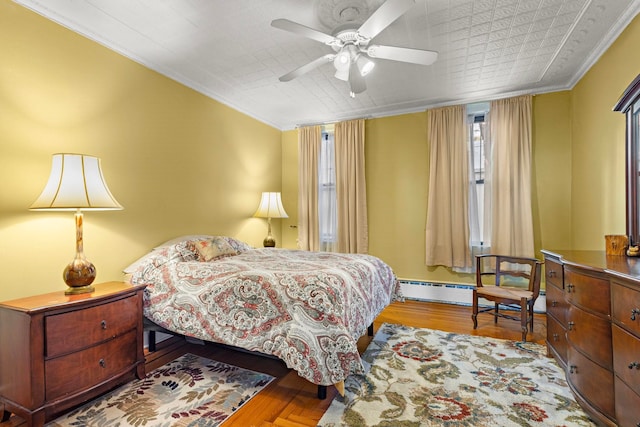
[13, 0, 640, 130]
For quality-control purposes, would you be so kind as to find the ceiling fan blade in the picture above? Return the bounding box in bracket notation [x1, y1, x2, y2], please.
[279, 54, 335, 82]
[367, 45, 438, 65]
[357, 0, 416, 40]
[349, 63, 367, 95]
[271, 19, 337, 45]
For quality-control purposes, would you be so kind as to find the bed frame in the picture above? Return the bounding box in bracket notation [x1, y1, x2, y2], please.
[144, 318, 374, 399]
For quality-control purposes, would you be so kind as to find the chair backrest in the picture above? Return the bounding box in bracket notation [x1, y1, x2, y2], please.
[476, 254, 542, 298]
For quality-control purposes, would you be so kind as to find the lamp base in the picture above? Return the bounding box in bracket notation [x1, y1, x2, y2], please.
[263, 235, 276, 247]
[64, 284, 96, 295]
[63, 258, 96, 295]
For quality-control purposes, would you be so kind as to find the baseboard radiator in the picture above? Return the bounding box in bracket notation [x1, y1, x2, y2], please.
[399, 279, 547, 313]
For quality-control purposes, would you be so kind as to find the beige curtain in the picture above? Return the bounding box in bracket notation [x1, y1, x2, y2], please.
[489, 95, 534, 257]
[335, 119, 368, 253]
[425, 105, 471, 269]
[298, 126, 321, 251]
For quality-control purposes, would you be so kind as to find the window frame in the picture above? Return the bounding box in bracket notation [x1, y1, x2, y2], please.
[467, 103, 489, 249]
[318, 130, 337, 248]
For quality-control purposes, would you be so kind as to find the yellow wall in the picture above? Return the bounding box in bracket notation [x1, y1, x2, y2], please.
[2, 1, 639, 300]
[0, 1, 282, 300]
[532, 91, 572, 251]
[570, 13, 640, 249]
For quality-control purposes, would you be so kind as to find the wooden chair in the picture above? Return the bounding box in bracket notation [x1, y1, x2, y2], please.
[471, 254, 542, 342]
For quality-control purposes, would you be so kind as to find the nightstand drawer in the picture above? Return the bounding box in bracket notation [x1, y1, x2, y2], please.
[45, 329, 137, 401]
[46, 295, 139, 357]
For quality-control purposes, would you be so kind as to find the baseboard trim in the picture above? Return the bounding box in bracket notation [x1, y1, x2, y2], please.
[399, 279, 547, 313]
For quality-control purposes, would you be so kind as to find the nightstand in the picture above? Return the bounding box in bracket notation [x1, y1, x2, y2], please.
[0, 281, 146, 426]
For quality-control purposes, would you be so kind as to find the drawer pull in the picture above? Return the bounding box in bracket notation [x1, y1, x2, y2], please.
[566, 283, 574, 293]
[629, 361, 640, 370]
[551, 301, 558, 307]
[569, 365, 578, 374]
[101, 320, 107, 329]
[631, 308, 640, 321]
[548, 270, 556, 278]
[99, 358, 106, 368]
[568, 321, 575, 331]
[552, 333, 559, 342]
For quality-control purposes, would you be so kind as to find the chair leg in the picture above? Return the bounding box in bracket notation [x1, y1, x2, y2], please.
[472, 289, 478, 329]
[529, 301, 534, 332]
[520, 298, 528, 342]
[494, 303, 499, 324]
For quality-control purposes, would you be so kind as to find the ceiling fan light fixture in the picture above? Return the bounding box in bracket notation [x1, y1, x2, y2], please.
[356, 55, 375, 76]
[334, 68, 350, 81]
[334, 49, 351, 69]
[273, 0, 437, 91]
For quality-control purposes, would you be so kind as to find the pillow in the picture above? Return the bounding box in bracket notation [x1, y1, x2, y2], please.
[214, 236, 252, 253]
[189, 237, 240, 262]
[152, 235, 214, 250]
[123, 240, 199, 273]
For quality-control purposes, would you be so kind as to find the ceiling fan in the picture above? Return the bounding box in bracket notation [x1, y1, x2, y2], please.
[271, 0, 438, 97]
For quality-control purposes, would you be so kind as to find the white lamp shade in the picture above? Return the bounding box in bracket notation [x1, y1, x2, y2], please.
[30, 153, 123, 211]
[253, 192, 288, 219]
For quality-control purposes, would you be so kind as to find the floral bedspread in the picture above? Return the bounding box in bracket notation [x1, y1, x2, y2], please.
[128, 238, 401, 386]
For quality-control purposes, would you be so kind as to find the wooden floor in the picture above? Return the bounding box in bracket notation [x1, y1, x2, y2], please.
[1, 300, 547, 427]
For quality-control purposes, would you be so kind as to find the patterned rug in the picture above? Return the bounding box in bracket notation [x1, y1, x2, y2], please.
[318, 323, 597, 426]
[47, 353, 274, 426]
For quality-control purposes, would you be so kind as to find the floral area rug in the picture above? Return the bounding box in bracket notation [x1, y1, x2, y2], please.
[47, 353, 274, 426]
[318, 323, 597, 426]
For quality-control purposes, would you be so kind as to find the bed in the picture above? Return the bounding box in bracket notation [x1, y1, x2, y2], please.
[125, 235, 401, 397]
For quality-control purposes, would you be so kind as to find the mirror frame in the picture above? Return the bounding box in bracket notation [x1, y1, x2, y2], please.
[614, 73, 640, 245]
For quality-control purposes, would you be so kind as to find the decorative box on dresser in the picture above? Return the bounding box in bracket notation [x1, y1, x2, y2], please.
[0, 282, 146, 427]
[542, 250, 640, 427]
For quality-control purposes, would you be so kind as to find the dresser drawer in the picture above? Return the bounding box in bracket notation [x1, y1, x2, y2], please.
[545, 259, 563, 288]
[45, 329, 137, 401]
[612, 325, 640, 395]
[567, 345, 615, 420]
[567, 305, 612, 369]
[547, 314, 567, 365]
[564, 268, 610, 316]
[611, 282, 640, 337]
[45, 295, 139, 357]
[615, 377, 640, 427]
[546, 282, 567, 325]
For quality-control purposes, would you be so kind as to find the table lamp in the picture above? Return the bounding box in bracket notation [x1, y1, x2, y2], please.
[253, 192, 288, 247]
[30, 153, 123, 295]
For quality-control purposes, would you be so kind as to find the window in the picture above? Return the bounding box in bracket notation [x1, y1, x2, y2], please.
[614, 74, 640, 244]
[318, 129, 337, 251]
[467, 102, 490, 252]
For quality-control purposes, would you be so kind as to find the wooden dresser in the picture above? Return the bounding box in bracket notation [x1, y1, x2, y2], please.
[0, 282, 146, 426]
[542, 250, 640, 427]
